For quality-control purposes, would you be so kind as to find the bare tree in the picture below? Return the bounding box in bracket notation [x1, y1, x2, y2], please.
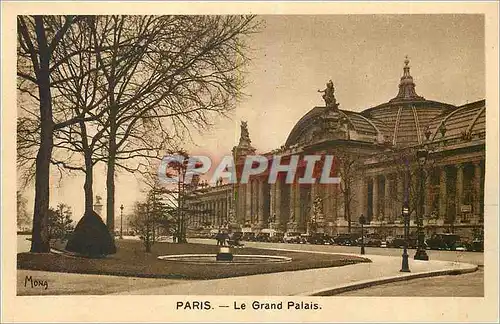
[85, 15, 260, 235]
[17, 16, 99, 252]
[335, 149, 365, 233]
[386, 146, 436, 225]
[17, 15, 260, 252]
[129, 190, 174, 252]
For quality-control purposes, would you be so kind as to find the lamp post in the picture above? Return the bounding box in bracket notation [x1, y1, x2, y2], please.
[359, 214, 366, 255]
[120, 204, 124, 239]
[414, 148, 429, 261]
[400, 203, 410, 272]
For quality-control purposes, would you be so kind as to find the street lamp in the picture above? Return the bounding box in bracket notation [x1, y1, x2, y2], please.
[359, 214, 366, 255]
[414, 148, 430, 261]
[120, 204, 124, 239]
[400, 203, 410, 272]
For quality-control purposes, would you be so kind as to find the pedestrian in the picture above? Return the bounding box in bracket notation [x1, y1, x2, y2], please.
[216, 231, 222, 246]
[222, 232, 229, 246]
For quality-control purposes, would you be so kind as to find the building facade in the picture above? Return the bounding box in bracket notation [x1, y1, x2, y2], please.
[185, 59, 485, 240]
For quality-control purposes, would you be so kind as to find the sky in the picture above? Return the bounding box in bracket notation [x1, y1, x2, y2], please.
[20, 14, 485, 225]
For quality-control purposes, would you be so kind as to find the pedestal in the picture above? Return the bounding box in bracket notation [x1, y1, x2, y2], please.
[216, 247, 233, 261]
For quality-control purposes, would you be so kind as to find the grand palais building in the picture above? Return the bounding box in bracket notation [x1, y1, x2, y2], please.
[184, 59, 485, 240]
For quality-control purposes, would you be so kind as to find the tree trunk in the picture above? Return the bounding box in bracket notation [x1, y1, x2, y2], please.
[106, 141, 116, 234]
[79, 119, 94, 215]
[30, 17, 53, 253]
[106, 99, 117, 235]
[83, 152, 94, 214]
[345, 187, 351, 233]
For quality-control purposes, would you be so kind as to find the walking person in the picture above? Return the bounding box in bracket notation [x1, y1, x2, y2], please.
[215, 231, 222, 246]
[221, 231, 229, 246]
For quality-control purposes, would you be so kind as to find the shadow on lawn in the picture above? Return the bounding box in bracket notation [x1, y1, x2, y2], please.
[17, 239, 370, 280]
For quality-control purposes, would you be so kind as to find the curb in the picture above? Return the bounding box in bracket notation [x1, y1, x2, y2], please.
[297, 264, 478, 296]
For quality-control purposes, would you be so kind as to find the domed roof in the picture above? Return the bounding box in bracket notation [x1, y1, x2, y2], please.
[361, 100, 455, 147]
[283, 58, 485, 149]
[427, 100, 485, 142]
[360, 58, 456, 147]
[284, 107, 380, 147]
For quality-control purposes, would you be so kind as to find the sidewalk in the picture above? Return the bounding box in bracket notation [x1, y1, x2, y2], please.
[114, 249, 477, 296]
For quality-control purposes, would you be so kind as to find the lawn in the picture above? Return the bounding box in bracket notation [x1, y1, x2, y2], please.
[17, 239, 370, 280]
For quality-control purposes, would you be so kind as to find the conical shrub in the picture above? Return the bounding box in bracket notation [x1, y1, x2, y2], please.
[66, 211, 116, 257]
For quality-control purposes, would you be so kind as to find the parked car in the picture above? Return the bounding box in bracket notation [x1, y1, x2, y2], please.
[156, 235, 171, 242]
[283, 232, 302, 244]
[387, 236, 406, 248]
[470, 238, 484, 252]
[299, 234, 310, 244]
[451, 241, 469, 251]
[333, 233, 359, 246]
[364, 233, 382, 247]
[269, 233, 285, 243]
[241, 232, 256, 242]
[255, 232, 271, 242]
[308, 233, 330, 245]
[426, 233, 460, 250]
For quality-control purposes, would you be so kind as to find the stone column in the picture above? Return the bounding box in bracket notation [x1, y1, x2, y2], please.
[223, 198, 227, 224]
[424, 169, 432, 217]
[253, 180, 259, 225]
[456, 164, 464, 222]
[322, 184, 331, 221]
[245, 182, 252, 225]
[384, 174, 391, 221]
[295, 185, 303, 231]
[274, 179, 282, 228]
[218, 199, 222, 226]
[310, 184, 317, 223]
[396, 173, 404, 207]
[362, 177, 369, 219]
[209, 202, 212, 226]
[331, 184, 338, 221]
[355, 178, 364, 219]
[269, 182, 276, 225]
[288, 183, 296, 227]
[206, 202, 211, 226]
[213, 200, 218, 227]
[214, 200, 218, 226]
[213, 201, 217, 226]
[337, 186, 345, 221]
[204, 202, 208, 226]
[200, 203, 203, 226]
[372, 176, 379, 222]
[257, 179, 265, 227]
[219, 199, 223, 226]
[439, 167, 447, 220]
[198, 205, 201, 226]
[238, 184, 245, 223]
[473, 161, 482, 217]
[193, 204, 197, 227]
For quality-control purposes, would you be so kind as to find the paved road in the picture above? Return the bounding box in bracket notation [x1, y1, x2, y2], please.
[338, 268, 484, 297]
[190, 238, 484, 266]
[16, 235, 483, 296]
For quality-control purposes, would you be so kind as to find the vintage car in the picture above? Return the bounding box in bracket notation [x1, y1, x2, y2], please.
[283, 232, 302, 244]
[307, 233, 331, 245]
[333, 233, 359, 246]
[426, 233, 461, 250]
